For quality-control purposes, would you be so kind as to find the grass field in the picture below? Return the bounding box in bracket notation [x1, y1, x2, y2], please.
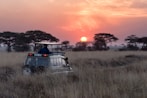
[0, 51, 147, 98]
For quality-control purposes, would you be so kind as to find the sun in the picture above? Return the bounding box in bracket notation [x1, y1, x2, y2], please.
[80, 36, 87, 42]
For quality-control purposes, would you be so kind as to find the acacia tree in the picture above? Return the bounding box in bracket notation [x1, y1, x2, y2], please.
[73, 42, 87, 51]
[0, 30, 59, 52]
[13, 33, 32, 52]
[62, 40, 70, 50]
[25, 30, 59, 51]
[25, 30, 59, 42]
[0, 31, 18, 52]
[125, 35, 139, 50]
[94, 33, 118, 50]
[137, 37, 147, 50]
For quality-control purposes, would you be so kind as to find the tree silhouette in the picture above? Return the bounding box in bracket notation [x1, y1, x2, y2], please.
[94, 33, 118, 50]
[125, 35, 139, 50]
[25, 30, 59, 42]
[62, 40, 70, 50]
[138, 37, 147, 50]
[73, 42, 88, 51]
[25, 30, 59, 51]
[13, 33, 32, 52]
[0, 30, 59, 52]
[0, 31, 18, 52]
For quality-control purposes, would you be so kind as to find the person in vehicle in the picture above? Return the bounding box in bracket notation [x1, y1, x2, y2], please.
[38, 44, 50, 54]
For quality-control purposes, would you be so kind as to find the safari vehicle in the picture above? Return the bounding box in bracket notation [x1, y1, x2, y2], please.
[22, 41, 72, 75]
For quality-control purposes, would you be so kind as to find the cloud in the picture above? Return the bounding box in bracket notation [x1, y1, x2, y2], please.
[0, 0, 147, 43]
[48, 0, 54, 3]
[131, 0, 147, 8]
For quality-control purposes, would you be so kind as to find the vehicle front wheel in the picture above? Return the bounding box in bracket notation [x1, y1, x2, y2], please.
[22, 67, 32, 75]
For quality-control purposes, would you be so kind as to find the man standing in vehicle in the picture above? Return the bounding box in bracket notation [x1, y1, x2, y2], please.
[38, 44, 50, 54]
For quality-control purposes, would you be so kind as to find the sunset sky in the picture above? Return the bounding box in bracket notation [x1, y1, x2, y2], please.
[0, 0, 147, 44]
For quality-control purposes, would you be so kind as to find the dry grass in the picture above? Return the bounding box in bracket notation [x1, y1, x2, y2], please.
[0, 51, 147, 98]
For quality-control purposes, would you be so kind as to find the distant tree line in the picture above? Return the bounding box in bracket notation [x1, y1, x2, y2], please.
[73, 33, 147, 51]
[124, 35, 147, 51]
[0, 30, 59, 52]
[73, 33, 118, 51]
[0, 30, 147, 52]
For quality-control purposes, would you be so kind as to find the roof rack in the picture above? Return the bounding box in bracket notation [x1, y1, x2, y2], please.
[35, 41, 62, 45]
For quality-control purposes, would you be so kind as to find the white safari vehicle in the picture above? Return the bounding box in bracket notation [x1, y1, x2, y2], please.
[22, 41, 72, 75]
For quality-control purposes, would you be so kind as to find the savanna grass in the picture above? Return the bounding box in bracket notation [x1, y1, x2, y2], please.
[0, 51, 147, 98]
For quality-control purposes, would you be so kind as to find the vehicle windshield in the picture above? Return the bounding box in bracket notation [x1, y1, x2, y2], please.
[35, 44, 62, 53]
[26, 57, 49, 66]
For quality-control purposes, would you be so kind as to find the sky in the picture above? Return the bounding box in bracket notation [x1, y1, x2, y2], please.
[0, 0, 147, 44]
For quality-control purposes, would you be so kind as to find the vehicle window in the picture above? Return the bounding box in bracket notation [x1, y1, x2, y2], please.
[50, 58, 66, 66]
[26, 57, 36, 66]
[26, 57, 48, 66]
[36, 57, 48, 66]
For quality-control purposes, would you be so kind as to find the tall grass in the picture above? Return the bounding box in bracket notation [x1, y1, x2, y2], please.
[0, 51, 147, 98]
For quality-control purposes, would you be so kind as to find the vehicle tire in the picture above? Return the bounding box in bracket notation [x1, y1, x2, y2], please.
[22, 67, 32, 75]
